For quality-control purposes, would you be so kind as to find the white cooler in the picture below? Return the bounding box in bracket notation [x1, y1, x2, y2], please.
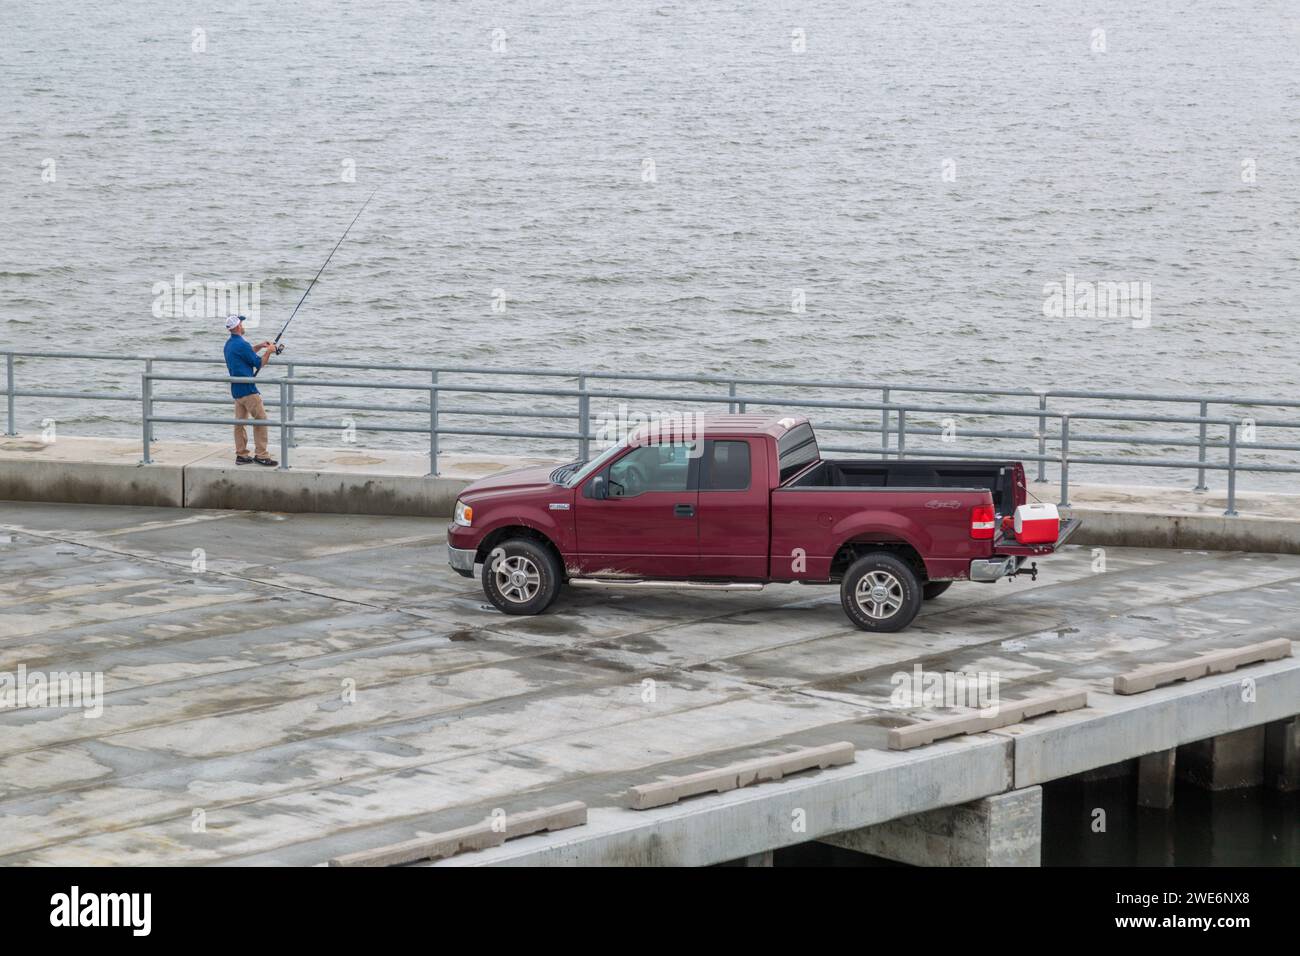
[1013, 502, 1060, 544]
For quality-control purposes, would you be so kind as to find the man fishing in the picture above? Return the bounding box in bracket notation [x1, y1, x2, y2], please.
[218, 189, 375, 468]
[223, 314, 280, 466]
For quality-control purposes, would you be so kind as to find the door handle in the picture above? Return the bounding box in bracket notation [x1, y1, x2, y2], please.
[674, 503, 695, 517]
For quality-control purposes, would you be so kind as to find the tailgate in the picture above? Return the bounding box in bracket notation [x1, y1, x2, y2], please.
[994, 517, 1082, 557]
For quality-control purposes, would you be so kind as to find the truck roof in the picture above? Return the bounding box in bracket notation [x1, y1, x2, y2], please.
[629, 414, 810, 442]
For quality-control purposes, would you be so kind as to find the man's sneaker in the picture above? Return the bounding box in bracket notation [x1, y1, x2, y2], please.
[254, 456, 279, 467]
[235, 455, 254, 465]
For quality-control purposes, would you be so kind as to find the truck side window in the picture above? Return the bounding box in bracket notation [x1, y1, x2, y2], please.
[704, 441, 750, 491]
[777, 423, 819, 483]
[607, 442, 694, 497]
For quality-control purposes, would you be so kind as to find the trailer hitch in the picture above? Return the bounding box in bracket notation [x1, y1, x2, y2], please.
[1010, 561, 1038, 581]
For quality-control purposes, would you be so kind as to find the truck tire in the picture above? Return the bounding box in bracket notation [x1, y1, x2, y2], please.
[841, 552, 922, 632]
[482, 538, 563, 616]
[922, 580, 953, 600]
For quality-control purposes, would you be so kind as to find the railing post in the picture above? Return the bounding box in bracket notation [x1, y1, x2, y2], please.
[728, 380, 737, 414]
[141, 373, 152, 464]
[1194, 400, 1208, 491]
[1225, 422, 1238, 516]
[578, 375, 590, 461]
[428, 370, 439, 477]
[1035, 393, 1048, 482]
[278, 381, 289, 470]
[897, 407, 907, 458]
[286, 362, 297, 447]
[5, 352, 15, 437]
[145, 358, 156, 442]
[880, 388, 890, 460]
[1058, 414, 1071, 507]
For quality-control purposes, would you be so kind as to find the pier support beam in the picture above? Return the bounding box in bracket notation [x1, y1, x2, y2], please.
[1177, 726, 1265, 791]
[1081, 759, 1134, 784]
[740, 851, 774, 867]
[1265, 717, 1299, 792]
[1137, 749, 1176, 809]
[820, 786, 1042, 867]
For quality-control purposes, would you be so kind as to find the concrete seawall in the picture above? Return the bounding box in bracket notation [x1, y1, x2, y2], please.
[4, 434, 1300, 554]
[0, 435, 550, 519]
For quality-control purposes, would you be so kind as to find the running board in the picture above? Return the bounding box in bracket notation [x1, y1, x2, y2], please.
[569, 578, 766, 592]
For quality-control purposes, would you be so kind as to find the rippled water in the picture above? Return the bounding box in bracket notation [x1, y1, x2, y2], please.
[2, 0, 1298, 480]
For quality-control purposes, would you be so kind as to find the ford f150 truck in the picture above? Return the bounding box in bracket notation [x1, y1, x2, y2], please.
[447, 415, 1079, 632]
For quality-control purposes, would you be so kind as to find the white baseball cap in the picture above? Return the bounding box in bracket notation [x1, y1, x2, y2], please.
[224, 315, 244, 331]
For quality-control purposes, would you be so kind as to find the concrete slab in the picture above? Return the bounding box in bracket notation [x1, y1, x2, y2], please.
[329, 801, 587, 867]
[627, 742, 854, 809]
[1112, 638, 1292, 694]
[0, 500, 1298, 866]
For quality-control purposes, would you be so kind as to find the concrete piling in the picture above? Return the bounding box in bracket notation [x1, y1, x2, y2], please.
[1177, 726, 1266, 791]
[820, 786, 1043, 867]
[1137, 749, 1176, 809]
[1264, 717, 1298, 792]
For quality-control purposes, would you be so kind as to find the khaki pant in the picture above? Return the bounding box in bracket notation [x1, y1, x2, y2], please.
[234, 393, 269, 458]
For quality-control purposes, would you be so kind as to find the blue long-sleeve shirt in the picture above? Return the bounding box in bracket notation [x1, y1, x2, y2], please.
[223, 334, 263, 398]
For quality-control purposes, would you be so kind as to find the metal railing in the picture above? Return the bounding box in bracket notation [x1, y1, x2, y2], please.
[5, 347, 1300, 516]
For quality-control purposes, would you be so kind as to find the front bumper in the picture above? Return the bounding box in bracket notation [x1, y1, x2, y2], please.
[448, 544, 477, 576]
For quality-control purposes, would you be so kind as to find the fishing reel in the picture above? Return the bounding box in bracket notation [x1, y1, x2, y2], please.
[274, 343, 285, 355]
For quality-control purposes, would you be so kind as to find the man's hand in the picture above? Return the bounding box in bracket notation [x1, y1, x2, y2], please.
[254, 341, 271, 350]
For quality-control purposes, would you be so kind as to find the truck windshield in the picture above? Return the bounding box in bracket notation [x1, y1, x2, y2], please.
[777, 423, 819, 483]
[564, 441, 629, 488]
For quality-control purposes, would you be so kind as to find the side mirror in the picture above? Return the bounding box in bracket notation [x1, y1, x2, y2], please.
[590, 475, 608, 500]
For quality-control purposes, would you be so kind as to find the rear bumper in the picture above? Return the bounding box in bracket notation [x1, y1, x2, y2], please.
[970, 556, 1017, 582]
[447, 544, 477, 576]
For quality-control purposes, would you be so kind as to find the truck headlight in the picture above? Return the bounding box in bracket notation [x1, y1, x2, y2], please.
[453, 500, 473, 527]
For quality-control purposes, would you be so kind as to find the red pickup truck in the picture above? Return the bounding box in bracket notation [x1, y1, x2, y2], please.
[447, 416, 1079, 632]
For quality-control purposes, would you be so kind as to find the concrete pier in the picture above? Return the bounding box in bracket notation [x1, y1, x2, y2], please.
[822, 786, 1043, 866]
[1178, 727, 1267, 791]
[0, 499, 1296, 866]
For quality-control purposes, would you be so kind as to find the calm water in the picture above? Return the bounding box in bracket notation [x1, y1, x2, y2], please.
[1, 0, 1298, 476]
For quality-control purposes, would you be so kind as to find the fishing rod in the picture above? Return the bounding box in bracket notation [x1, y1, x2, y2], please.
[269, 188, 377, 355]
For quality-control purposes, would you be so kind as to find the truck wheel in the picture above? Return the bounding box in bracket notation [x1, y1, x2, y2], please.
[482, 538, 563, 616]
[841, 553, 922, 632]
[922, 581, 952, 601]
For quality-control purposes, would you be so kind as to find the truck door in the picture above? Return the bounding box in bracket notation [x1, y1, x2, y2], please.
[574, 440, 699, 576]
[696, 438, 768, 579]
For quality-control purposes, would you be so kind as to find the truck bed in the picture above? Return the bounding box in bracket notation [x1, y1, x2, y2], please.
[784, 459, 1020, 516]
